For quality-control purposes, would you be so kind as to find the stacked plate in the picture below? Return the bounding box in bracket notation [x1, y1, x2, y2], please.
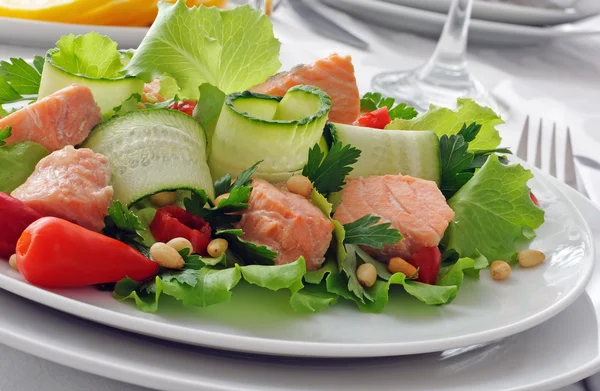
[319, 0, 600, 45]
[0, 153, 598, 390]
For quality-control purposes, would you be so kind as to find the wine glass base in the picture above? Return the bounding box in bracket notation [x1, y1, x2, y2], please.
[372, 69, 509, 119]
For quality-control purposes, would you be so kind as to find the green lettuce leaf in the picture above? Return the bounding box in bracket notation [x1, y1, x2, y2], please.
[126, 1, 281, 98]
[304, 257, 337, 285]
[50, 33, 127, 79]
[157, 74, 180, 100]
[443, 155, 545, 261]
[0, 142, 49, 193]
[240, 258, 306, 292]
[289, 282, 339, 313]
[193, 83, 225, 145]
[385, 98, 504, 150]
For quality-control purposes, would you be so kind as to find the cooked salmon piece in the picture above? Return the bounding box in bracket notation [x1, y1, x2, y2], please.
[0, 84, 101, 152]
[334, 175, 454, 261]
[237, 179, 334, 271]
[11, 146, 113, 232]
[250, 53, 360, 125]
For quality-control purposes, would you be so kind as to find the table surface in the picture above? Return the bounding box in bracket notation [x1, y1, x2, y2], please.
[1, 2, 600, 390]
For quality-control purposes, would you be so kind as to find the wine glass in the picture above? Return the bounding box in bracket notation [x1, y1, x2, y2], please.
[371, 0, 506, 116]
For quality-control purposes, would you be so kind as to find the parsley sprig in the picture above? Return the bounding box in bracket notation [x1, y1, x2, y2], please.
[343, 215, 402, 249]
[302, 140, 361, 194]
[103, 201, 150, 257]
[440, 122, 511, 199]
[360, 92, 418, 120]
[0, 56, 44, 116]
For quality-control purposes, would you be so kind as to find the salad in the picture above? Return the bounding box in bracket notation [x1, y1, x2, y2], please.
[0, 0, 545, 315]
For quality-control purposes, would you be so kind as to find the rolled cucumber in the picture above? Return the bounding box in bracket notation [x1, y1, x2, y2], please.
[208, 85, 331, 183]
[38, 49, 144, 118]
[83, 109, 214, 205]
[331, 123, 441, 184]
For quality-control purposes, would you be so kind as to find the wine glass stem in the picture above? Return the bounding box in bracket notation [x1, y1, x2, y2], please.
[417, 0, 474, 86]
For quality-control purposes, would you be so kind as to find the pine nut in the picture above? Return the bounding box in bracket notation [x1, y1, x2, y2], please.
[388, 257, 417, 277]
[150, 191, 177, 207]
[207, 238, 229, 258]
[166, 237, 194, 255]
[490, 260, 511, 281]
[286, 175, 313, 198]
[518, 249, 546, 268]
[357, 263, 377, 288]
[214, 193, 230, 206]
[150, 242, 184, 269]
[8, 254, 18, 271]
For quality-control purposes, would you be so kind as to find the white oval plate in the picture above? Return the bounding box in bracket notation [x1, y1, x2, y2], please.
[0, 183, 598, 391]
[320, 0, 600, 46]
[380, 0, 600, 26]
[0, 157, 594, 358]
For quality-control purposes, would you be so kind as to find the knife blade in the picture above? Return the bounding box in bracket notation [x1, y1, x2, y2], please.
[287, 0, 370, 50]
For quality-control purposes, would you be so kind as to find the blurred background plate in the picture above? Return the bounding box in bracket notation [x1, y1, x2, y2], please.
[380, 0, 600, 26]
[320, 0, 600, 46]
[0, 17, 148, 49]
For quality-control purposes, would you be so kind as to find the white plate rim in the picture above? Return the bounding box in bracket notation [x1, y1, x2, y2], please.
[0, 182, 598, 391]
[0, 158, 594, 358]
[379, 0, 599, 26]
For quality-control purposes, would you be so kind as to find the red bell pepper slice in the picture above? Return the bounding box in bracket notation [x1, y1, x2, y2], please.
[353, 106, 392, 129]
[16, 217, 159, 288]
[149, 205, 211, 255]
[530, 192, 539, 206]
[168, 100, 197, 116]
[0, 192, 42, 259]
[409, 246, 442, 285]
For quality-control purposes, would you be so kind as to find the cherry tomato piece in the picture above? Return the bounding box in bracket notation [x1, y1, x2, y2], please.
[168, 100, 198, 116]
[408, 246, 442, 285]
[150, 205, 211, 255]
[353, 106, 391, 129]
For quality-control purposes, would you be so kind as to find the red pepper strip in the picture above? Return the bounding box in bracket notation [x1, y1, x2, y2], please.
[150, 205, 211, 255]
[16, 217, 159, 288]
[530, 192, 539, 206]
[408, 246, 442, 285]
[0, 192, 42, 259]
[352, 106, 392, 129]
[168, 100, 197, 116]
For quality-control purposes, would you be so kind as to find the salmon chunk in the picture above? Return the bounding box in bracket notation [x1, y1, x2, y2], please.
[334, 175, 454, 261]
[11, 146, 113, 232]
[237, 179, 334, 271]
[1, 84, 101, 151]
[250, 53, 360, 125]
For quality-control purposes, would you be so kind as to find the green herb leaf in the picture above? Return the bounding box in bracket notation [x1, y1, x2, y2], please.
[0, 78, 24, 106]
[33, 55, 45, 74]
[360, 92, 418, 120]
[343, 214, 402, 249]
[225, 234, 277, 265]
[232, 160, 262, 188]
[103, 201, 149, 256]
[213, 174, 232, 197]
[0, 57, 42, 95]
[0, 126, 12, 147]
[302, 140, 361, 194]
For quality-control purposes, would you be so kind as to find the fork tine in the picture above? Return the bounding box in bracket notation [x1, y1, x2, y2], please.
[549, 123, 557, 177]
[535, 119, 543, 169]
[565, 127, 577, 186]
[516, 116, 529, 160]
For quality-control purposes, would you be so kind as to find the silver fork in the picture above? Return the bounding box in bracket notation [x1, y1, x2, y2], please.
[516, 116, 589, 197]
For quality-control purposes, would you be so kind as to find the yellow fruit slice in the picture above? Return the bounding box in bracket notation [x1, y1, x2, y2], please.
[70, 0, 158, 27]
[164, 0, 229, 9]
[0, 0, 103, 23]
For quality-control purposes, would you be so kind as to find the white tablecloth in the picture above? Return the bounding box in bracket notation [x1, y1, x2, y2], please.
[1, 2, 600, 390]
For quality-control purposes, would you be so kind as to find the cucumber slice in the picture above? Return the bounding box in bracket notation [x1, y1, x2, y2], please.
[331, 123, 441, 184]
[82, 109, 214, 205]
[38, 50, 144, 118]
[208, 85, 331, 183]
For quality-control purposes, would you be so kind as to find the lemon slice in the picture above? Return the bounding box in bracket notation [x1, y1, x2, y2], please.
[0, 0, 102, 23]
